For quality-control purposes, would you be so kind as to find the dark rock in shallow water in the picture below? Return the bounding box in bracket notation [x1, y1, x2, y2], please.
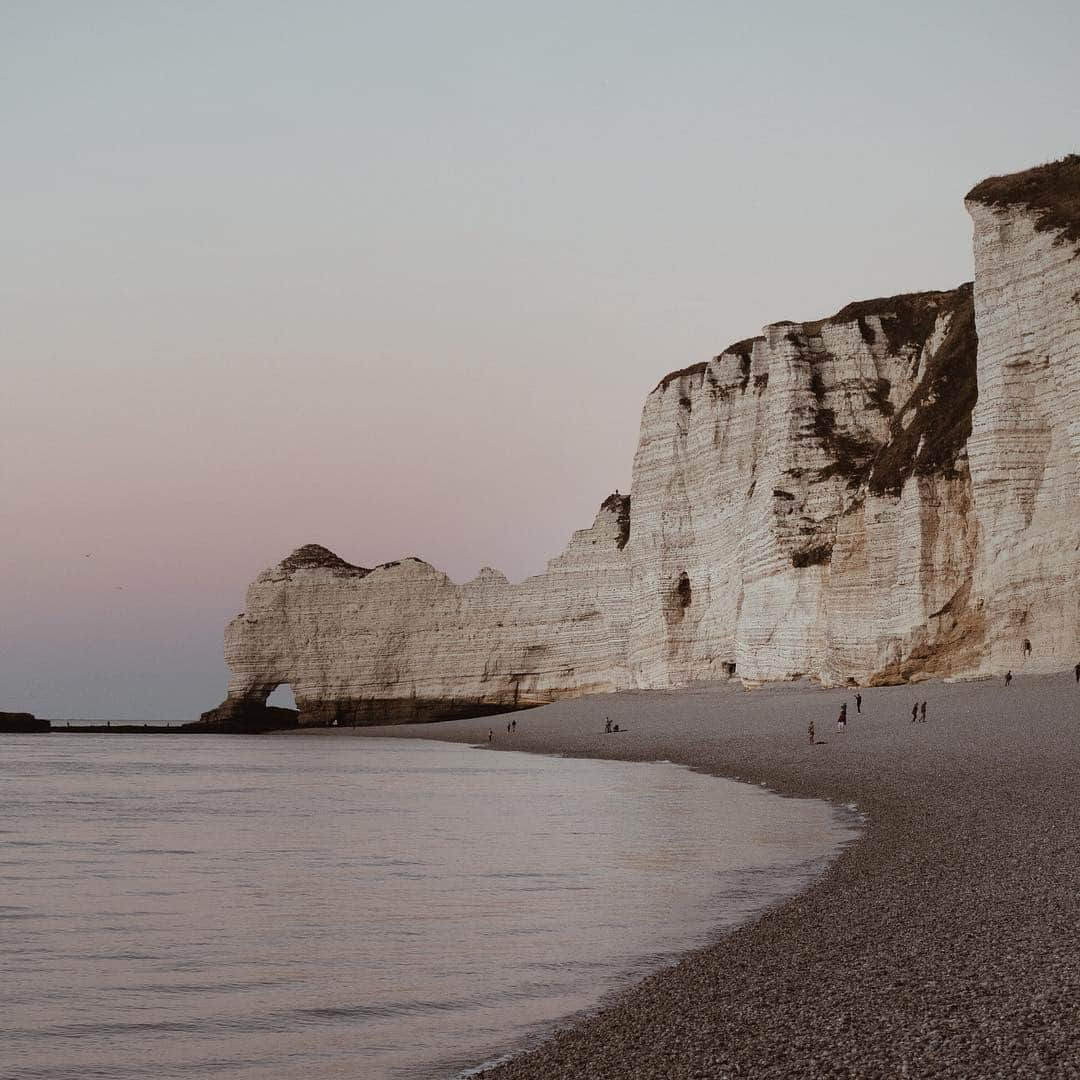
[190, 701, 300, 733]
[296, 696, 543, 727]
[0, 711, 50, 732]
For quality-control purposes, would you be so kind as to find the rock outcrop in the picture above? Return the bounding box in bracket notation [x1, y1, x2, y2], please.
[205, 157, 1080, 725]
[200, 496, 631, 727]
[0, 711, 50, 733]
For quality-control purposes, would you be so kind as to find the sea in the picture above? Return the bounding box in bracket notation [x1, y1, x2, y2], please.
[1, 733, 857, 1079]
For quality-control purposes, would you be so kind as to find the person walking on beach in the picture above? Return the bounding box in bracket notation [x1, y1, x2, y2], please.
[511, 718, 516, 732]
[912, 702, 918, 723]
[488, 729, 494, 743]
[1005, 670, 1013, 687]
[920, 701, 927, 723]
[808, 720, 815, 745]
[605, 717, 612, 734]
[855, 692, 862, 714]
[507, 721, 511, 735]
[837, 710, 845, 733]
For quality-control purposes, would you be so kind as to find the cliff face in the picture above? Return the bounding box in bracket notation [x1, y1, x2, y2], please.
[204, 497, 631, 726]
[965, 157, 1080, 675]
[205, 157, 1080, 724]
[630, 285, 981, 688]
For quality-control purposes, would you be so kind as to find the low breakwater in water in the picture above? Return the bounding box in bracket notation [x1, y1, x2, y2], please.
[1, 731, 854, 1080]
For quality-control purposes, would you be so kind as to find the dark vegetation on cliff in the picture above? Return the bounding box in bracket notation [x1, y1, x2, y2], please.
[280, 544, 372, 577]
[791, 544, 834, 568]
[807, 367, 878, 487]
[827, 288, 962, 354]
[654, 337, 763, 394]
[655, 362, 707, 392]
[967, 154, 1080, 246]
[867, 283, 977, 495]
[791, 285, 978, 497]
[600, 492, 632, 549]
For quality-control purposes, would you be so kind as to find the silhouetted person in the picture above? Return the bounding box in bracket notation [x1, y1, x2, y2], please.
[912, 703, 918, 724]
[837, 710, 845, 733]
[921, 701, 927, 723]
[808, 720, 815, 744]
[507, 721, 511, 735]
[511, 719, 516, 732]
[605, 717, 612, 733]
[855, 693, 862, 714]
[488, 729, 494, 743]
[1004, 670, 1012, 687]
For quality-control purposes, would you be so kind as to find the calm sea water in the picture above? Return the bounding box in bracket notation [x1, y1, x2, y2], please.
[1, 735, 856, 1079]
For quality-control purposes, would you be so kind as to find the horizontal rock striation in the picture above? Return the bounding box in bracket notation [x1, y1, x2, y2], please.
[630, 285, 981, 688]
[201, 498, 631, 727]
[206, 158, 1080, 724]
[965, 156, 1080, 676]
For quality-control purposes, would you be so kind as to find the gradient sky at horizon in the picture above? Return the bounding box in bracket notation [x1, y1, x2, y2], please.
[4, 1, 1078, 720]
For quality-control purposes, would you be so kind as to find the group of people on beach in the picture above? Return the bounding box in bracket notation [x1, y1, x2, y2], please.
[807, 692, 930, 744]
[488, 718, 518, 742]
[807, 663, 1080, 744]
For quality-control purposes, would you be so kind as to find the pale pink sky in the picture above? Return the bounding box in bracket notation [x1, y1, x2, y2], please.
[4, 2, 1077, 718]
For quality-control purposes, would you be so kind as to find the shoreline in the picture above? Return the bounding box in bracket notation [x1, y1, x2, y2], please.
[286, 672, 1080, 1078]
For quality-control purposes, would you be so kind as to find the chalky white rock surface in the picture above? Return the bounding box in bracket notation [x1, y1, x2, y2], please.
[966, 199, 1080, 676]
[628, 290, 979, 688]
[217, 497, 631, 724]
[207, 162, 1079, 723]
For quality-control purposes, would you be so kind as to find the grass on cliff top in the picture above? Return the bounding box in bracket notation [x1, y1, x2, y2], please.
[803, 286, 969, 355]
[966, 154, 1080, 246]
[279, 544, 372, 576]
[653, 336, 764, 394]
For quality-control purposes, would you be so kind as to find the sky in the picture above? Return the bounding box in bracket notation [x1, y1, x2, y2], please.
[3, 0, 1078, 720]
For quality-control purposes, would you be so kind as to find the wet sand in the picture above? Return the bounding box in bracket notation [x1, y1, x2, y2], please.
[296, 673, 1080, 1078]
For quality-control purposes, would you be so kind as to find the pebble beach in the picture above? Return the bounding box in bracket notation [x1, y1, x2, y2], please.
[305, 671, 1080, 1078]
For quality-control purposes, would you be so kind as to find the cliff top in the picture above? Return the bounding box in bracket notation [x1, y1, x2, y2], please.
[280, 544, 372, 577]
[822, 285, 971, 355]
[654, 284, 970, 395]
[278, 546, 437, 578]
[966, 154, 1080, 246]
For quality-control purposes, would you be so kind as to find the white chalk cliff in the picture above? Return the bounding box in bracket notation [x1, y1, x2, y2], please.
[203, 157, 1080, 726]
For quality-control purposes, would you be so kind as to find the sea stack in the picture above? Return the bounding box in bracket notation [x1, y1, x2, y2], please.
[205, 157, 1080, 727]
